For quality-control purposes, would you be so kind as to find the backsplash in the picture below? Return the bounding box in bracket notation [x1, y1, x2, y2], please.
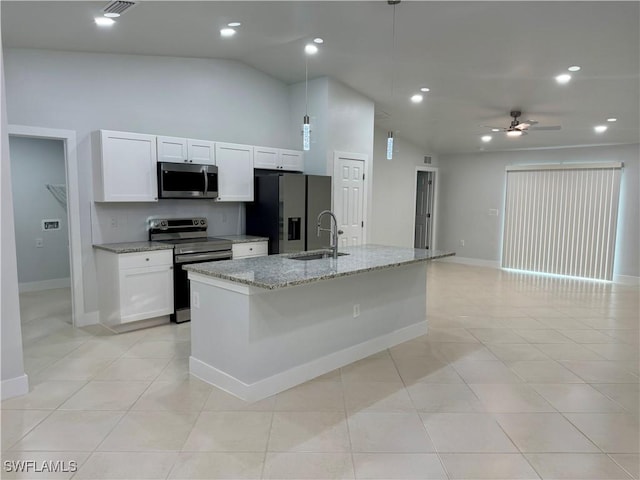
[91, 201, 245, 244]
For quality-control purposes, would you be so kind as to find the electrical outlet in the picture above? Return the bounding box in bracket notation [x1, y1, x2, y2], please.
[36, 238, 44, 248]
[192, 291, 200, 309]
[459, 239, 465, 247]
[353, 304, 360, 318]
[110, 217, 118, 228]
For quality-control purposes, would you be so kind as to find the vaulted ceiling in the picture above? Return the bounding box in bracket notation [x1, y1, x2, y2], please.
[2, 1, 639, 154]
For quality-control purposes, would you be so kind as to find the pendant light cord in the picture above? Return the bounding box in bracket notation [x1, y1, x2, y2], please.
[390, 2, 396, 117]
[305, 55, 309, 116]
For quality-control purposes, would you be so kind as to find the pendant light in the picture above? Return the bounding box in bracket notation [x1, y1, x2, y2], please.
[386, 0, 400, 160]
[302, 52, 311, 151]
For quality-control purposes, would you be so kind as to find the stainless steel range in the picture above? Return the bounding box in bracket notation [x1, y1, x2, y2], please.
[149, 217, 232, 323]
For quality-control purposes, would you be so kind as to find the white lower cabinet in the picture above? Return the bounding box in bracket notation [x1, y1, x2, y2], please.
[232, 241, 268, 259]
[96, 249, 174, 331]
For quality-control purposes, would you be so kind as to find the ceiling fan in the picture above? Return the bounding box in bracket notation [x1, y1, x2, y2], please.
[488, 110, 562, 137]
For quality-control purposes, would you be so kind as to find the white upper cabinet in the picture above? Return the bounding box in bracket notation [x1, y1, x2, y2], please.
[254, 146, 304, 172]
[215, 142, 254, 202]
[254, 146, 280, 169]
[94, 130, 158, 202]
[157, 136, 188, 163]
[157, 136, 215, 165]
[187, 139, 216, 165]
[279, 149, 305, 171]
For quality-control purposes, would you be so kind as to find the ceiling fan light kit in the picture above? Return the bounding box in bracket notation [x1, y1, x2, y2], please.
[485, 110, 562, 139]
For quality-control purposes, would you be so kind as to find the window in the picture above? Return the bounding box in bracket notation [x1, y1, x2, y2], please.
[502, 162, 623, 280]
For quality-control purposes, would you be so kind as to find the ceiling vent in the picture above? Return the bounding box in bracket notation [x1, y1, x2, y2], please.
[423, 155, 432, 164]
[102, 0, 137, 17]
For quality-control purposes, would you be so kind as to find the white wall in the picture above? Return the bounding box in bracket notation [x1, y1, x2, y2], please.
[1, 44, 28, 398]
[4, 48, 294, 316]
[370, 127, 437, 247]
[438, 144, 640, 278]
[9, 136, 70, 285]
[326, 79, 375, 176]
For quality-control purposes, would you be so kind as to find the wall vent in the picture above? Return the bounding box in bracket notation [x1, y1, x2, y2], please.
[103, 1, 137, 16]
[423, 155, 432, 164]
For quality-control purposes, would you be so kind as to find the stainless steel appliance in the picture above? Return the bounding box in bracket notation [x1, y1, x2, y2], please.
[149, 217, 232, 323]
[246, 173, 332, 254]
[158, 162, 218, 199]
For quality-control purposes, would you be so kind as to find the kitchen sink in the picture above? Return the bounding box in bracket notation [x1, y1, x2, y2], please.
[289, 251, 350, 261]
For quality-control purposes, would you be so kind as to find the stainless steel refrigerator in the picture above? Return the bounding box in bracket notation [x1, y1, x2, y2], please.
[246, 173, 332, 254]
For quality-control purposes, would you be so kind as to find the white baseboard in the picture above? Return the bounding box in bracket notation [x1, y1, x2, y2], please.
[75, 310, 99, 327]
[190, 321, 427, 402]
[613, 274, 640, 286]
[1, 374, 29, 400]
[19, 277, 70, 293]
[438, 257, 639, 285]
[436, 256, 500, 269]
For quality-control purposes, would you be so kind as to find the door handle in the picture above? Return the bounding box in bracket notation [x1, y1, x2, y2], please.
[203, 168, 209, 195]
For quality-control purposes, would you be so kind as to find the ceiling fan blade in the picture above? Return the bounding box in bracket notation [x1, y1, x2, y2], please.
[523, 120, 539, 126]
[483, 125, 506, 131]
[515, 123, 530, 131]
[529, 125, 562, 131]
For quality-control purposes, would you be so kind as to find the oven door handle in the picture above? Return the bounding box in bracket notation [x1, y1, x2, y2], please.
[175, 251, 232, 264]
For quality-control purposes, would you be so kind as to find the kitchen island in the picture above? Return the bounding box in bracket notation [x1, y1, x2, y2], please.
[185, 245, 454, 401]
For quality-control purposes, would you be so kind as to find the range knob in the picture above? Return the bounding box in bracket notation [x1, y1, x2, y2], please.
[193, 220, 198, 225]
[161, 221, 167, 227]
[200, 219, 206, 225]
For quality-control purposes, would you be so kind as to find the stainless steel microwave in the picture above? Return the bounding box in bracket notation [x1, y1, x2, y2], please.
[158, 162, 218, 199]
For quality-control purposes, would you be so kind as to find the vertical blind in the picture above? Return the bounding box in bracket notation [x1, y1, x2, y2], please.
[502, 162, 623, 281]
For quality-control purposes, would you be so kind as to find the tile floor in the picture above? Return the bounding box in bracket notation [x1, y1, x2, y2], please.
[2, 262, 639, 479]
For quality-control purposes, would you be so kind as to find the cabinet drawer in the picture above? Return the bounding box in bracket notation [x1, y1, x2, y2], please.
[232, 241, 268, 259]
[118, 250, 173, 269]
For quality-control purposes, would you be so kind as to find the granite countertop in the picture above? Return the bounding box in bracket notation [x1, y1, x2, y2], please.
[185, 244, 455, 290]
[93, 242, 174, 254]
[215, 235, 269, 244]
[93, 235, 268, 254]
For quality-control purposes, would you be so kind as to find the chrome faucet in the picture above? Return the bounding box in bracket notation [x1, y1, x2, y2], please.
[316, 210, 343, 259]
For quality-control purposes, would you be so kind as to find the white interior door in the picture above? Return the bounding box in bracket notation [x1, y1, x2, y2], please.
[334, 154, 365, 247]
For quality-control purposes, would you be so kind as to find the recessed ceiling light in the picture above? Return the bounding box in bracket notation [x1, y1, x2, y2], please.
[594, 125, 608, 133]
[607, 117, 617, 122]
[555, 74, 572, 84]
[304, 44, 319, 55]
[313, 38, 324, 44]
[568, 65, 581, 72]
[506, 130, 523, 137]
[220, 27, 236, 37]
[228, 22, 241, 27]
[491, 128, 501, 132]
[95, 16, 116, 26]
[410, 94, 423, 103]
[420, 87, 430, 92]
[481, 135, 492, 142]
[103, 12, 120, 18]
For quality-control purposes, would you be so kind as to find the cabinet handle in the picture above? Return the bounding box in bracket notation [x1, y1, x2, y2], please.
[249, 247, 253, 251]
[145, 258, 150, 261]
[169, 266, 173, 270]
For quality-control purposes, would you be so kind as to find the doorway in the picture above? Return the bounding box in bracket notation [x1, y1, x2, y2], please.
[8, 125, 84, 327]
[333, 152, 367, 247]
[414, 167, 438, 250]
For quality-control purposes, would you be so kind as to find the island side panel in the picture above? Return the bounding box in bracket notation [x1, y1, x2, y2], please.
[189, 261, 427, 401]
